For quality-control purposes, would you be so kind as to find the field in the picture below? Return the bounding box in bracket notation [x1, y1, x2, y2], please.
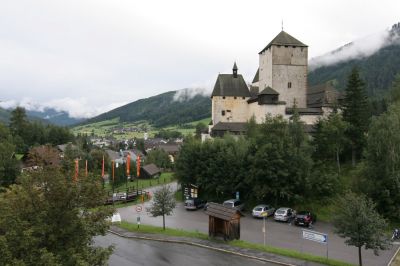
[72, 117, 211, 140]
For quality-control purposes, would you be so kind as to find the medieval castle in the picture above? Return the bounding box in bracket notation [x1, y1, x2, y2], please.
[207, 30, 341, 137]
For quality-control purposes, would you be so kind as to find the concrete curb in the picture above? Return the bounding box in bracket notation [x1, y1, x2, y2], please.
[387, 245, 400, 266]
[107, 229, 295, 266]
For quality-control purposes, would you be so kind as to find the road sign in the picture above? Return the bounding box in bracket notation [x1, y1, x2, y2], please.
[236, 191, 239, 200]
[302, 229, 328, 244]
[136, 206, 142, 212]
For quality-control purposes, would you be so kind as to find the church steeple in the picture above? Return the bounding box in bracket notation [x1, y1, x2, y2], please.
[233, 62, 238, 78]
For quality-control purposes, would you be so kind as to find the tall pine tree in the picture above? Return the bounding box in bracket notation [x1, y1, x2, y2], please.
[342, 67, 370, 166]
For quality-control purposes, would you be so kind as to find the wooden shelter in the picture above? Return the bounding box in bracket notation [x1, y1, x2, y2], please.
[204, 202, 241, 240]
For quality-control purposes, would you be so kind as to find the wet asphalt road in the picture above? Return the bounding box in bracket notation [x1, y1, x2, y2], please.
[95, 233, 274, 266]
[117, 182, 397, 266]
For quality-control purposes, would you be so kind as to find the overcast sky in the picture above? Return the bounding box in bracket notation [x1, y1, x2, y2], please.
[0, 0, 399, 118]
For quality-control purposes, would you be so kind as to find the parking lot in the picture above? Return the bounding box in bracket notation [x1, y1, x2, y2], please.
[117, 195, 398, 266]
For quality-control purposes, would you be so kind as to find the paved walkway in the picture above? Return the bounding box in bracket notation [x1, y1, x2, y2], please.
[109, 225, 325, 266]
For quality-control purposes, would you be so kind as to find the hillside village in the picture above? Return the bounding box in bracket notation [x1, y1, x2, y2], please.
[1, 12, 400, 266]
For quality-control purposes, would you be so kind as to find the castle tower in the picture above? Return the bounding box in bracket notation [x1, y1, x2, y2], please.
[210, 62, 250, 126]
[258, 31, 308, 108]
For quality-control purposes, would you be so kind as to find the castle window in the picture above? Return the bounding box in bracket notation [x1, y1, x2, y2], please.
[223, 96, 225, 99]
[227, 110, 231, 112]
[288, 82, 292, 88]
[285, 45, 288, 48]
[277, 45, 281, 48]
[234, 97, 237, 99]
[242, 97, 245, 99]
[221, 110, 225, 116]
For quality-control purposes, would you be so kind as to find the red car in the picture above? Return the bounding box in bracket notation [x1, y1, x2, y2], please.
[294, 211, 316, 227]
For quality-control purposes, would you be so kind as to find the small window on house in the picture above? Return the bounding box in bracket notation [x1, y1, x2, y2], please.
[223, 96, 225, 99]
[227, 110, 231, 112]
[234, 96, 237, 99]
[285, 45, 288, 48]
[221, 110, 225, 116]
[288, 82, 292, 89]
[242, 97, 245, 99]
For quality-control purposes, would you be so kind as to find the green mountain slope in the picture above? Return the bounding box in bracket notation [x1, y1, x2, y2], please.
[0, 107, 11, 123]
[84, 90, 211, 127]
[308, 44, 400, 96]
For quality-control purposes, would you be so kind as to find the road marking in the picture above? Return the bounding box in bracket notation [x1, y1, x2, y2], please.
[387, 246, 400, 266]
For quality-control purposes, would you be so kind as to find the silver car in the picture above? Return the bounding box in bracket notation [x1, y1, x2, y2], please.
[273, 207, 296, 222]
[252, 204, 275, 218]
[223, 199, 244, 211]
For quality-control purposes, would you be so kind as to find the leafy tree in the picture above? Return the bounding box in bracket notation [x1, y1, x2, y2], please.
[0, 169, 114, 265]
[246, 115, 312, 206]
[148, 185, 176, 230]
[389, 73, 400, 104]
[332, 192, 390, 266]
[146, 148, 171, 169]
[313, 113, 348, 173]
[195, 122, 207, 138]
[26, 145, 61, 169]
[0, 124, 20, 187]
[9, 107, 29, 152]
[342, 67, 370, 166]
[363, 103, 400, 219]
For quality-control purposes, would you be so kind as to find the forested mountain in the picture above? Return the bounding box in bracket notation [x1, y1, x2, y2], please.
[0, 106, 83, 126]
[309, 23, 400, 96]
[84, 90, 211, 127]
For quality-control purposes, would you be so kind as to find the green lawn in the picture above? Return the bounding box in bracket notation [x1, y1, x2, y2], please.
[105, 172, 175, 193]
[117, 222, 354, 266]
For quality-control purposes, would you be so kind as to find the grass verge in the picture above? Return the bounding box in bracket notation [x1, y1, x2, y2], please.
[116, 221, 355, 266]
[118, 221, 209, 240]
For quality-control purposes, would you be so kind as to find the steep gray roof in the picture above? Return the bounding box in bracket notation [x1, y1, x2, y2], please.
[252, 69, 259, 83]
[212, 122, 247, 132]
[259, 31, 307, 54]
[211, 74, 251, 97]
[307, 83, 343, 108]
[259, 86, 279, 95]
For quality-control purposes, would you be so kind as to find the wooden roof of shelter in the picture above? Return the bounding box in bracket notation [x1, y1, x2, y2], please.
[204, 202, 240, 221]
[142, 163, 161, 176]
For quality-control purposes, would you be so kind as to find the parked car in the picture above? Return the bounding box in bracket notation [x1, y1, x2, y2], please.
[223, 199, 245, 211]
[252, 204, 275, 218]
[184, 198, 207, 210]
[273, 207, 296, 222]
[294, 211, 316, 227]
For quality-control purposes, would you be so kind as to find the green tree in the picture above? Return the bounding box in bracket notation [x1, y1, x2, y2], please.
[148, 185, 176, 230]
[146, 148, 171, 169]
[9, 107, 29, 152]
[0, 169, 114, 265]
[313, 113, 348, 173]
[389, 73, 400, 104]
[342, 67, 370, 166]
[195, 122, 207, 138]
[363, 103, 400, 218]
[332, 192, 390, 266]
[0, 124, 20, 187]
